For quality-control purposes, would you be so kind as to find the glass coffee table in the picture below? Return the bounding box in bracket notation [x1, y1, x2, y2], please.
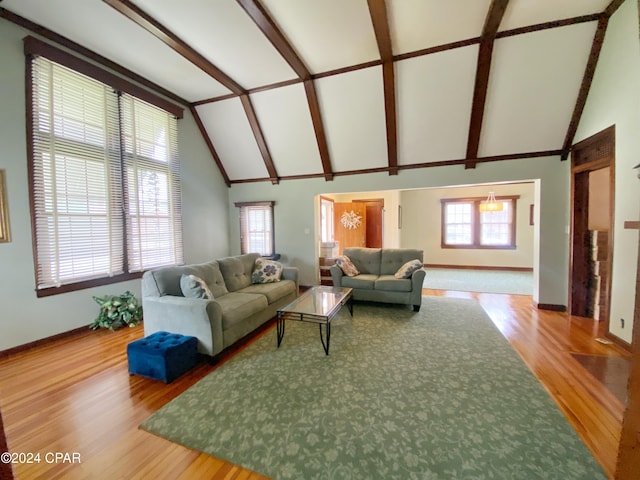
[276, 286, 353, 355]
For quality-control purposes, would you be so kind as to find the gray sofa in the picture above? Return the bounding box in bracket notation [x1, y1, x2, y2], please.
[141, 253, 298, 357]
[330, 247, 425, 311]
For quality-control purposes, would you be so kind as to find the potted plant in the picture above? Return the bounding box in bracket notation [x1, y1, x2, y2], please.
[90, 291, 143, 331]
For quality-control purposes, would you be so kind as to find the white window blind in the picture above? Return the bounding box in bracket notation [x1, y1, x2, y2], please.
[120, 94, 183, 271]
[237, 202, 275, 256]
[29, 56, 182, 291]
[31, 57, 124, 288]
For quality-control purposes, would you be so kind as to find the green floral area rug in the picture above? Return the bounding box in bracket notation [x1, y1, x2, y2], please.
[141, 297, 605, 480]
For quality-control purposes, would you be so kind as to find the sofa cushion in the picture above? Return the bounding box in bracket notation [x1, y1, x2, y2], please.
[180, 274, 213, 299]
[216, 292, 269, 330]
[252, 258, 283, 284]
[150, 261, 228, 298]
[394, 259, 423, 279]
[375, 275, 412, 292]
[335, 255, 359, 276]
[240, 280, 296, 304]
[341, 274, 377, 290]
[380, 249, 424, 275]
[343, 248, 381, 275]
[218, 254, 259, 292]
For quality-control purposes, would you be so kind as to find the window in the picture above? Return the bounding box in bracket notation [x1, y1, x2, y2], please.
[235, 201, 275, 256]
[27, 41, 183, 295]
[320, 196, 334, 242]
[441, 197, 518, 249]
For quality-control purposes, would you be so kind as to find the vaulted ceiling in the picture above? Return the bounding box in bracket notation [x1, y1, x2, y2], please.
[0, 0, 624, 186]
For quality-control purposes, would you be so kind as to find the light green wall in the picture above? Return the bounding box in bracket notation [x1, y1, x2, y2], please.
[574, 0, 640, 344]
[400, 182, 535, 268]
[228, 157, 569, 307]
[0, 19, 229, 351]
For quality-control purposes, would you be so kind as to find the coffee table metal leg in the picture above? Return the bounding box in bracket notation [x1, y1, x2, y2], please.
[319, 322, 330, 355]
[276, 314, 285, 348]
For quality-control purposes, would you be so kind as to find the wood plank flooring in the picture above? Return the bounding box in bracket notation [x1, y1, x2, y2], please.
[0, 289, 629, 479]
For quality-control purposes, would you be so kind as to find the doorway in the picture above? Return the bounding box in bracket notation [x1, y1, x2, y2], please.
[333, 199, 384, 255]
[570, 126, 615, 325]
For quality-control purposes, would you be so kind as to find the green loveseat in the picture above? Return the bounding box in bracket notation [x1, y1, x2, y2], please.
[330, 247, 425, 311]
[141, 253, 298, 357]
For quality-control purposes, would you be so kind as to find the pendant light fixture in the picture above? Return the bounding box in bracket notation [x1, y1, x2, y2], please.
[479, 191, 503, 212]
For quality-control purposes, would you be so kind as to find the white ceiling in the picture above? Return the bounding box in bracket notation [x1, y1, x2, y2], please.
[0, 0, 617, 185]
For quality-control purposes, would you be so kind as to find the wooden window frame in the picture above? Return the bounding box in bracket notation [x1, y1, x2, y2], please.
[234, 201, 276, 257]
[25, 38, 183, 297]
[440, 196, 519, 250]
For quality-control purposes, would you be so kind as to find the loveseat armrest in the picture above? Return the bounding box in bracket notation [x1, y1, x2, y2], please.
[410, 268, 427, 311]
[282, 267, 299, 294]
[329, 265, 344, 287]
[142, 295, 224, 356]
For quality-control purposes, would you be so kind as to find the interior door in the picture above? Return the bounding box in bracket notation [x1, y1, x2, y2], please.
[334, 202, 367, 255]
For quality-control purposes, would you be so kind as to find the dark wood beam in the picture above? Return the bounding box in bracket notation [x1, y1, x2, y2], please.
[237, 0, 333, 180]
[0, 7, 188, 108]
[104, 0, 280, 183]
[604, 0, 626, 17]
[103, 0, 243, 95]
[496, 13, 603, 39]
[465, 0, 510, 169]
[304, 80, 333, 181]
[240, 95, 279, 184]
[561, 17, 608, 160]
[189, 106, 231, 187]
[235, 0, 308, 79]
[367, 0, 397, 175]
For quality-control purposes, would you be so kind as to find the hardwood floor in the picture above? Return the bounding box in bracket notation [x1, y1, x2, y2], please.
[0, 289, 629, 479]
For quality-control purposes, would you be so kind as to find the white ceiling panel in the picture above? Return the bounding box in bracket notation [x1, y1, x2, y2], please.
[315, 66, 387, 172]
[479, 23, 598, 157]
[196, 99, 268, 181]
[250, 84, 322, 178]
[2, 0, 230, 102]
[132, 0, 297, 90]
[389, 0, 491, 54]
[501, 0, 610, 31]
[261, 0, 380, 74]
[397, 45, 478, 165]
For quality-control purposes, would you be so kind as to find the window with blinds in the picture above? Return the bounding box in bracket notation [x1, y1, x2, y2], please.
[29, 55, 182, 293]
[235, 202, 275, 256]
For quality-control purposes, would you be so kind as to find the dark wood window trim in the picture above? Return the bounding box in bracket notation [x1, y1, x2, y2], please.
[23, 36, 183, 119]
[26, 48, 183, 297]
[440, 196, 519, 250]
[234, 201, 276, 256]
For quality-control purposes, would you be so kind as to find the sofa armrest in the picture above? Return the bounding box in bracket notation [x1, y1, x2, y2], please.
[410, 268, 426, 309]
[329, 265, 344, 286]
[282, 267, 299, 294]
[143, 295, 224, 356]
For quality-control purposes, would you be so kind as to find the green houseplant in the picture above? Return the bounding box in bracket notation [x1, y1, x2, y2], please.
[90, 291, 143, 331]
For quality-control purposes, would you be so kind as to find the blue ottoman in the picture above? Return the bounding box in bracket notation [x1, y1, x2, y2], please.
[127, 331, 198, 383]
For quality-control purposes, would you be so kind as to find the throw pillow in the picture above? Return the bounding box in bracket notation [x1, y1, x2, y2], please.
[335, 255, 359, 277]
[252, 258, 283, 284]
[394, 259, 423, 279]
[180, 274, 214, 299]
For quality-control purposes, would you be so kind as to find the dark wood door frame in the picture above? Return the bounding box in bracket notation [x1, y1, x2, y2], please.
[569, 126, 615, 329]
[1, 405, 14, 480]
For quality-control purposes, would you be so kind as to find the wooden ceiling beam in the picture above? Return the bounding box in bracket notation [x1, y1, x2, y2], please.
[238, 0, 334, 181]
[465, 0, 510, 169]
[367, 0, 397, 175]
[563, 0, 623, 160]
[304, 80, 334, 181]
[104, 0, 280, 184]
[104, 0, 243, 95]
[240, 95, 279, 184]
[236, 0, 308, 80]
[561, 16, 608, 160]
[189, 106, 231, 187]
